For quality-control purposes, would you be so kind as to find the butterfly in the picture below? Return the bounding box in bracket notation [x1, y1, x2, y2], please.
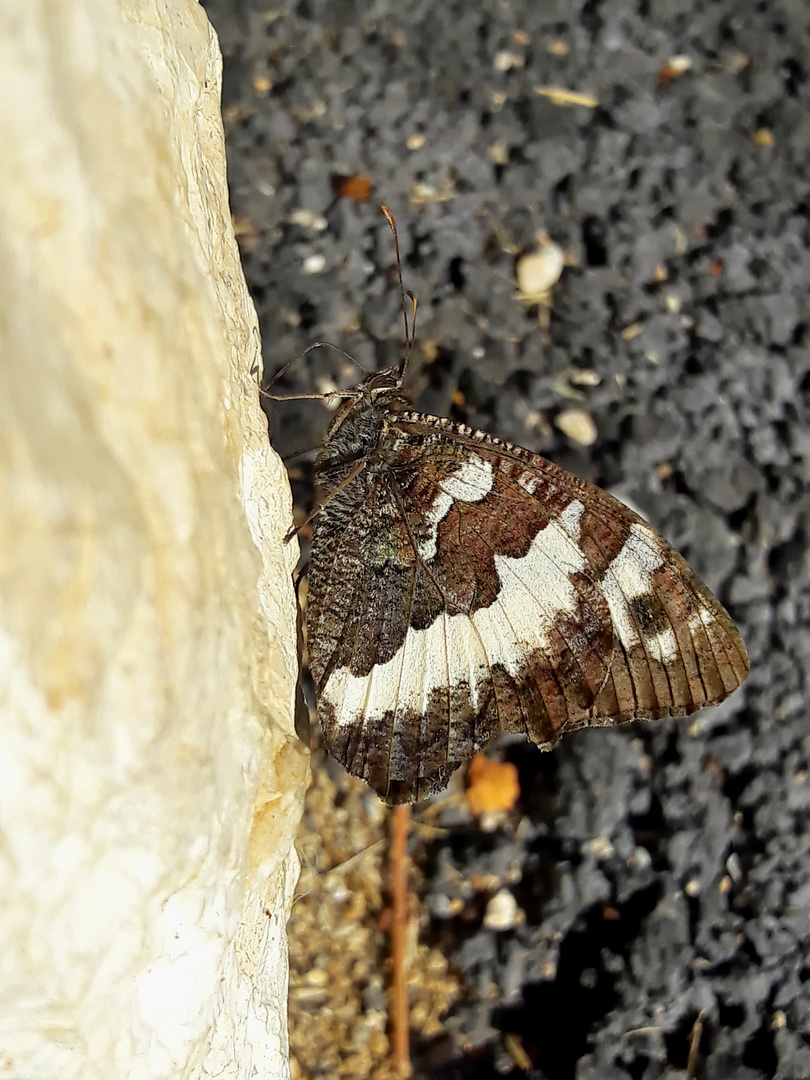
[285, 209, 749, 805]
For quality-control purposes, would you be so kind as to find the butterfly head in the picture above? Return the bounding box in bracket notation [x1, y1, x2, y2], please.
[364, 364, 404, 396]
[320, 365, 410, 456]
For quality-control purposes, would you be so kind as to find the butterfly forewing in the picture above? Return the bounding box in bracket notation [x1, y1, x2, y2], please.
[306, 391, 749, 805]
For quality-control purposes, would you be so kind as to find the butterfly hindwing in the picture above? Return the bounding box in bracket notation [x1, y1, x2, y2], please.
[396, 413, 748, 720]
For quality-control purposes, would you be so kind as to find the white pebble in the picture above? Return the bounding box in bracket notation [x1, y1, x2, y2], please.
[667, 55, 692, 75]
[555, 407, 598, 446]
[494, 50, 524, 72]
[516, 242, 564, 296]
[483, 889, 520, 931]
[289, 209, 327, 231]
[302, 253, 326, 275]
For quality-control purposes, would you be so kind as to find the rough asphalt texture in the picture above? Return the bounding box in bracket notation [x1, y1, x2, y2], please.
[202, 1, 810, 1076]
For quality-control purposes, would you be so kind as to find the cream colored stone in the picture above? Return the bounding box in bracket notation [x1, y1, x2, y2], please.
[483, 889, 521, 931]
[516, 242, 565, 298]
[555, 407, 598, 447]
[0, 3, 307, 1079]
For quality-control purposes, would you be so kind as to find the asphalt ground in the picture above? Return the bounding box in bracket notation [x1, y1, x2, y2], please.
[201, 1, 810, 1075]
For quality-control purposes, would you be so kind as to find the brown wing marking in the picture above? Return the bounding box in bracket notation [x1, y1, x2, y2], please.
[383, 450, 615, 781]
[391, 413, 748, 732]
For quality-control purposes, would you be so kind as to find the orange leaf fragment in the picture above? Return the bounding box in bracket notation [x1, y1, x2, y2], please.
[333, 174, 373, 201]
[466, 753, 520, 815]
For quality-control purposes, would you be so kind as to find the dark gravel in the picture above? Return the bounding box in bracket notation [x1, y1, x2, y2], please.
[201, 1, 810, 1076]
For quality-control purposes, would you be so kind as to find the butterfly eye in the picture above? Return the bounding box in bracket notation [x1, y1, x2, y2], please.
[366, 369, 401, 396]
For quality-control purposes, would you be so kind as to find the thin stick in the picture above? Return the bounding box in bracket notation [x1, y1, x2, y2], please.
[390, 803, 411, 1078]
[686, 1009, 707, 1079]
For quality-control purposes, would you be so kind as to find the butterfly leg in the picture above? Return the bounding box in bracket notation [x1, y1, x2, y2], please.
[284, 458, 367, 543]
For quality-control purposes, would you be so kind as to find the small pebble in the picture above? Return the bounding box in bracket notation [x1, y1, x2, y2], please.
[516, 243, 564, 296]
[629, 846, 653, 871]
[304, 967, 330, 987]
[483, 889, 520, 931]
[494, 50, 524, 71]
[587, 836, 615, 858]
[555, 408, 598, 446]
[667, 55, 692, 75]
[426, 892, 455, 919]
[567, 368, 601, 387]
[289, 209, 327, 230]
[302, 253, 326, 274]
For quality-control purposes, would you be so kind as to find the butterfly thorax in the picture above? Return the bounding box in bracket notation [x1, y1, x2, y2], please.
[314, 370, 410, 498]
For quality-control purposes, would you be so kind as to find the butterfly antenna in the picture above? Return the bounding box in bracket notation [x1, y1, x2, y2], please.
[264, 341, 371, 391]
[407, 290, 417, 359]
[260, 341, 372, 402]
[381, 205, 414, 379]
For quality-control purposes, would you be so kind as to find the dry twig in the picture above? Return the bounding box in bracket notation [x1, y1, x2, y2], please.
[390, 804, 412, 1078]
[687, 1009, 707, 1078]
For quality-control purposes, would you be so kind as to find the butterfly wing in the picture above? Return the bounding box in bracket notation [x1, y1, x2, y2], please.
[307, 435, 455, 802]
[307, 410, 749, 804]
